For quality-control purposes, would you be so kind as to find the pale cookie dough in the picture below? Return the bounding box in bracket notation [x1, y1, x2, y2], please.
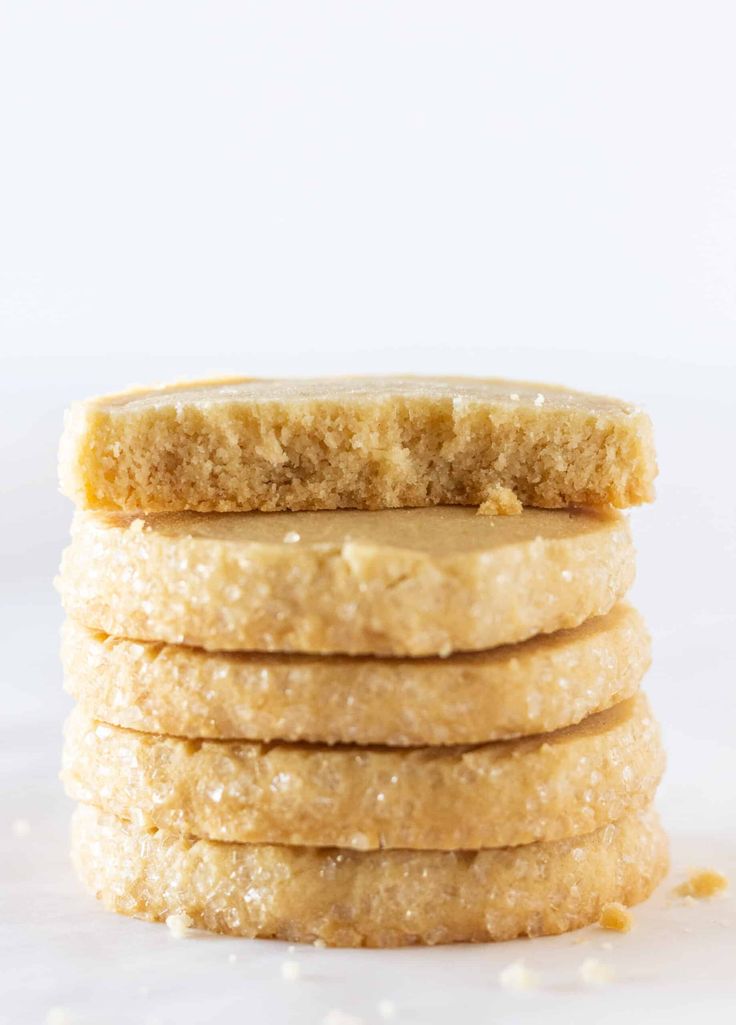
[58, 506, 634, 656]
[70, 803, 669, 947]
[62, 694, 664, 850]
[62, 604, 650, 745]
[58, 376, 657, 513]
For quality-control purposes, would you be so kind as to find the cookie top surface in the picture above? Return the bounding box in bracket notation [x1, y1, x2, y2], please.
[88, 504, 621, 553]
[85, 375, 637, 414]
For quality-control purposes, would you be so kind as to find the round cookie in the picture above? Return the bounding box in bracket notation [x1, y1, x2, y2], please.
[58, 505, 634, 656]
[62, 604, 650, 745]
[62, 694, 664, 851]
[71, 803, 669, 947]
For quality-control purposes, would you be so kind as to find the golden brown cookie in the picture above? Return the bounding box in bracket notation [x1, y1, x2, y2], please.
[58, 505, 634, 656]
[61, 604, 649, 745]
[58, 376, 657, 513]
[70, 803, 668, 947]
[62, 693, 664, 850]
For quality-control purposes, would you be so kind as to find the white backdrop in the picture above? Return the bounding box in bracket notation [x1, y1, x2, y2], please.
[1, 3, 735, 1023]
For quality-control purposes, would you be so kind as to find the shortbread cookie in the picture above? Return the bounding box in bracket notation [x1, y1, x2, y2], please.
[62, 604, 649, 745]
[58, 376, 657, 513]
[62, 694, 663, 850]
[70, 803, 668, 947]
[58, 505, 634, 656]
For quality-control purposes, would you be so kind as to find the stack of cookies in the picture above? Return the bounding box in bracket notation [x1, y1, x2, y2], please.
[57, 377, 667, 947]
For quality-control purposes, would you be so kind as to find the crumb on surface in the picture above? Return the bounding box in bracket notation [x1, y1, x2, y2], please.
[499, 960, 539, 992]
[281, 959, 301, 981]
[165, 912, 193, 938]
[477, 484, 523, 517]
[599, 901, 633, 932]
[313, 938, 327, 948]
[675, 869, 729, 899]
[46, 1010, 74, 1025]
[579, 957, 615, 986]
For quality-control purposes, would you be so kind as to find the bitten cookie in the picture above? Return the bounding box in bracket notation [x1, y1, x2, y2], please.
[59, 376, 657, 513]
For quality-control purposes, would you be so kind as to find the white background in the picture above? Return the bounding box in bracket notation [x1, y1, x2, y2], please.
[1, 3, 735, 1023]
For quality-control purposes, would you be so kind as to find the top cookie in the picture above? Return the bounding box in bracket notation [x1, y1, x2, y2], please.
[59, 376, 656, 513]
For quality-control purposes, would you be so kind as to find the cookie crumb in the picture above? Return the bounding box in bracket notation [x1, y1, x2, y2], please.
[675, 869, 729, 899]
[281, 959, 301, 981]
[499, 960, 539, 992]
[165, 912, 193, 938]
[477, 485, 523, 517]
[46, 1010, 74, 1025]
[579, 957, 615, 985]
[377, 999, 397, 1019]
[599, 901, 632, 932]
[313, 938, 327, 948]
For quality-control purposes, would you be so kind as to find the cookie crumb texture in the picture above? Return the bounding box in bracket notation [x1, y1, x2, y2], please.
[675, 869, 729, 899]
[71, 804, 668, 947]
[598, 901, 633, 932]
[58, 505, 635, 656]
[477, 485, 523, 517]
[62, 694, 664, 850]
[58, 376, 657, 513]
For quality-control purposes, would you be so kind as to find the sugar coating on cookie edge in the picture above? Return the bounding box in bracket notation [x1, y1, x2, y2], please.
[70, 803, 670, 947]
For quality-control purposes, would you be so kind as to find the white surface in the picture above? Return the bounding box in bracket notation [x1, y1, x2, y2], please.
[1, 3, 736, 1023]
